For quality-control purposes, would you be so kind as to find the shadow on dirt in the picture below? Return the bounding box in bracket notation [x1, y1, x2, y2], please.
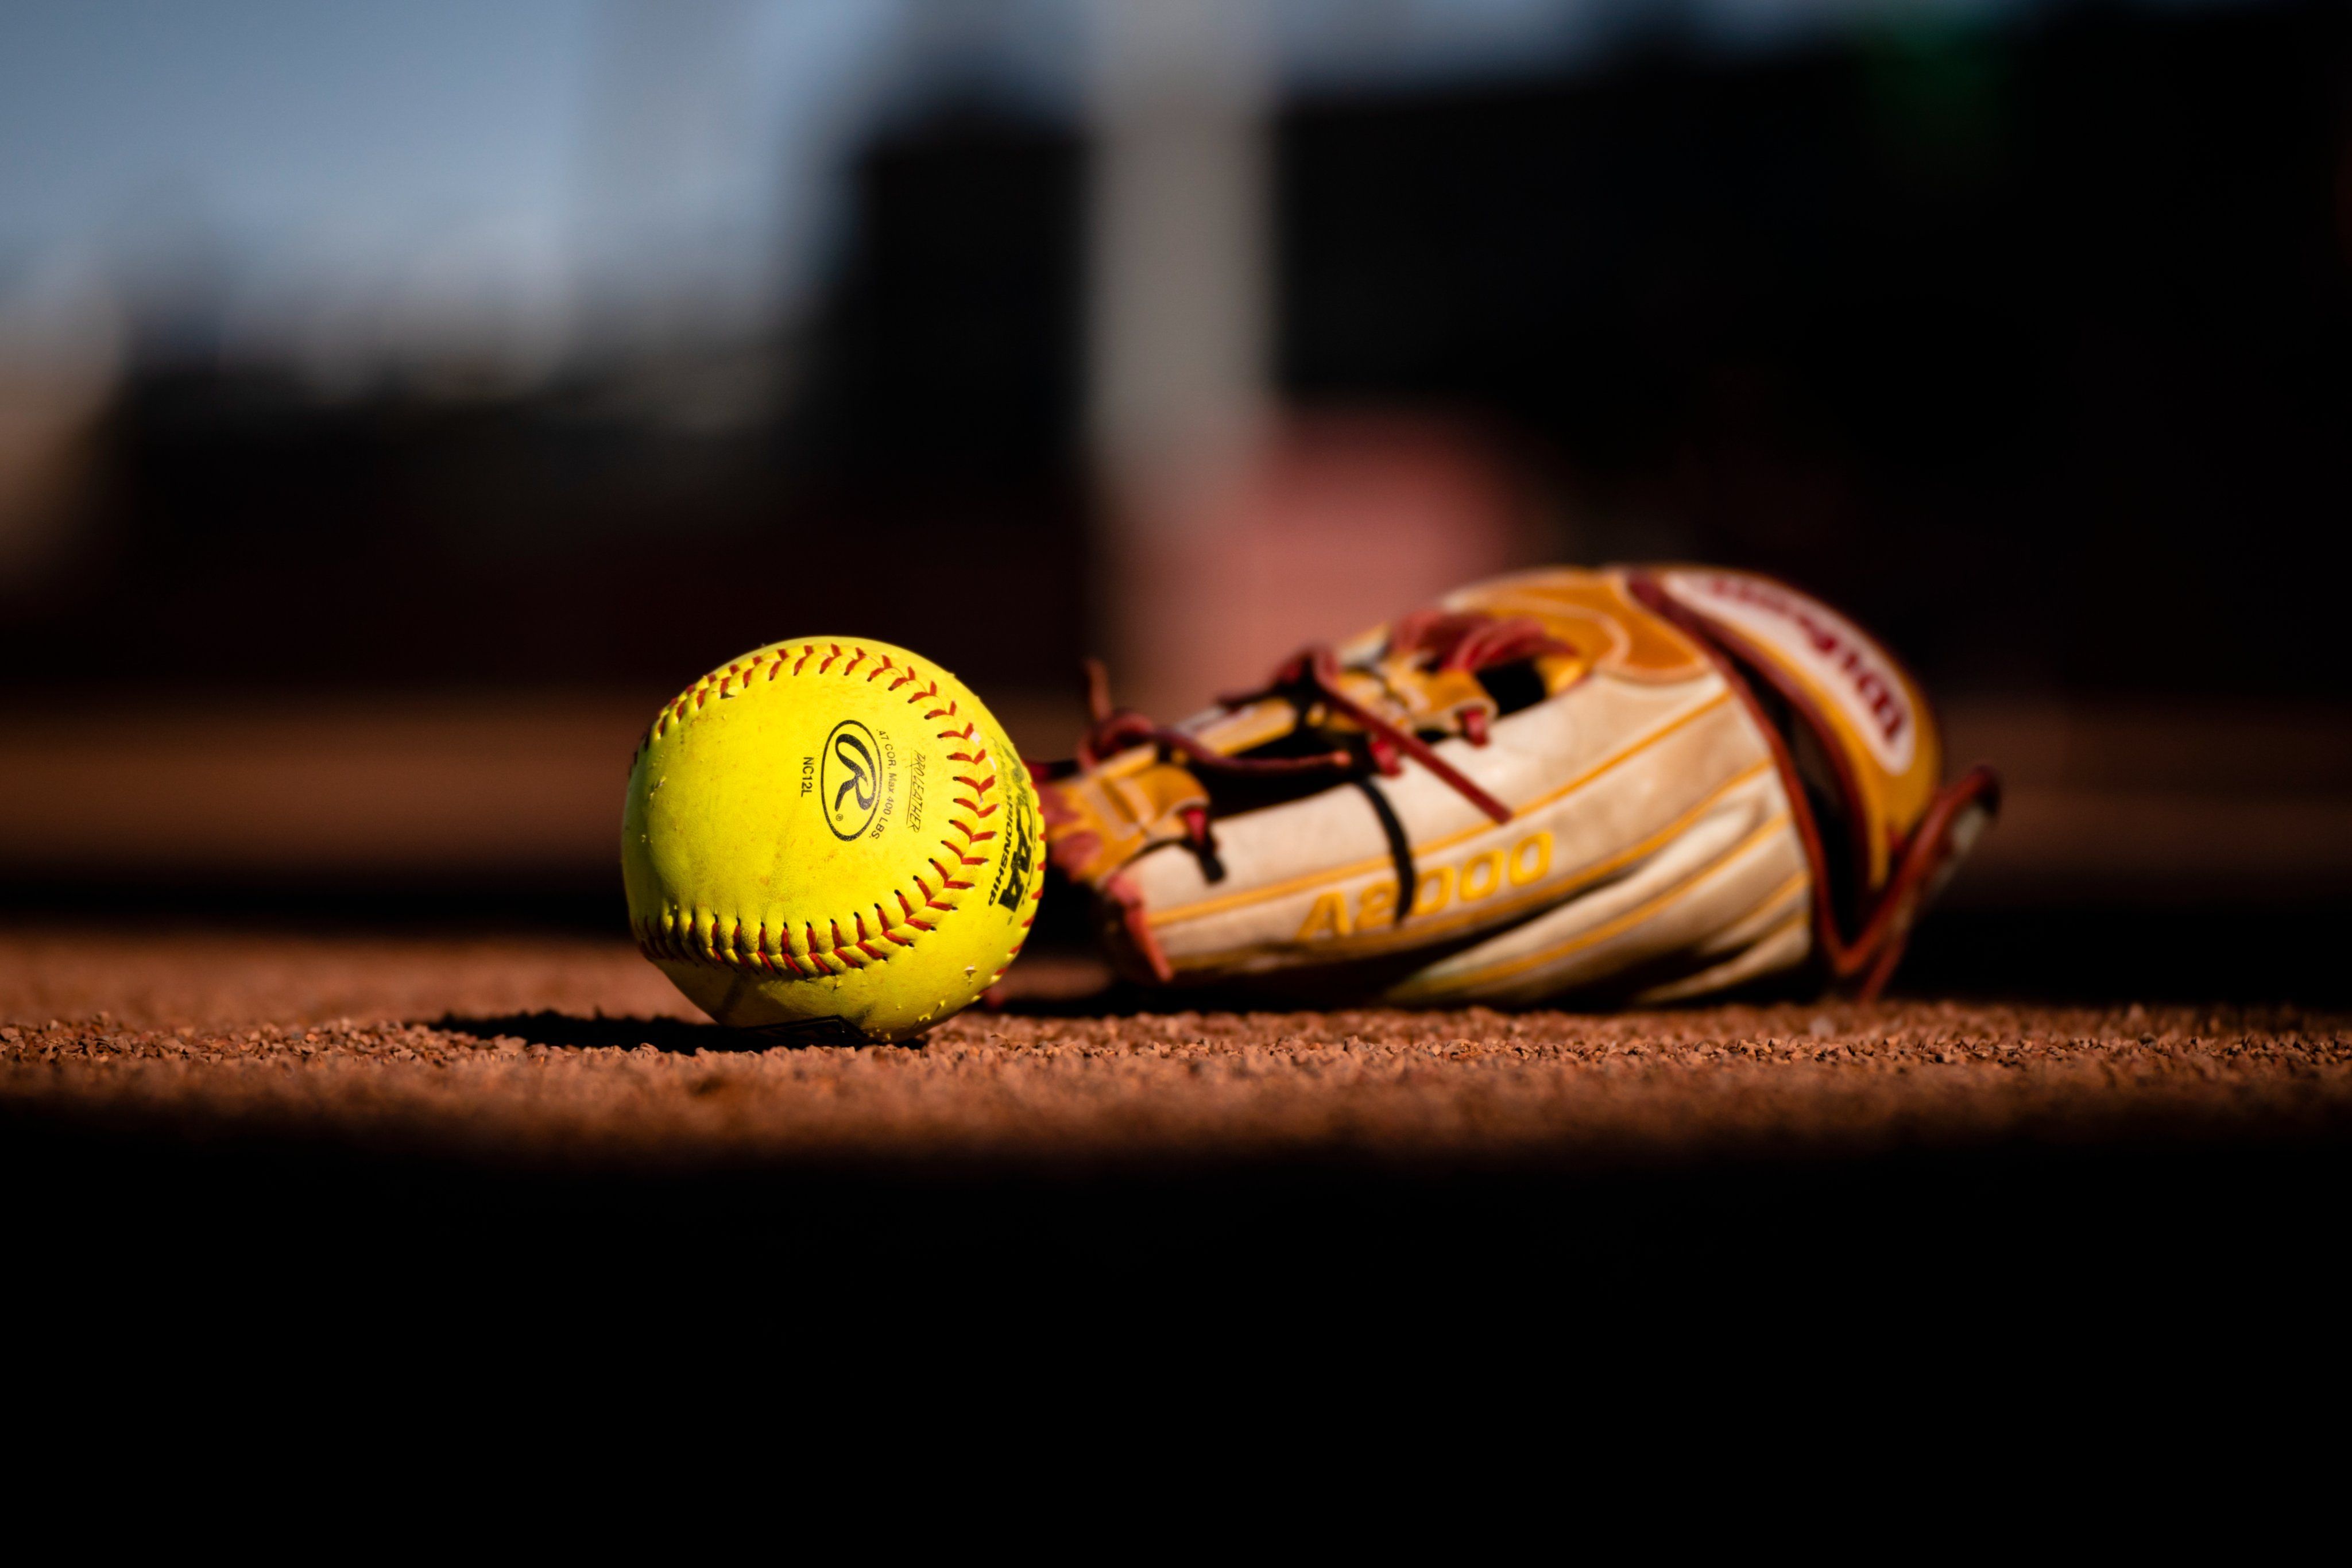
[437, 1001, 1175, 1048]
[432, 1011, 753, 1054]
[983, 982, 1159, 1019]
[434, 994, 1192, 1046]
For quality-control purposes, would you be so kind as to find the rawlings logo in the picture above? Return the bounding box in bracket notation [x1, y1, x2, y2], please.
[1662, 570, 1917, 773]
[820, 720, 882, 840]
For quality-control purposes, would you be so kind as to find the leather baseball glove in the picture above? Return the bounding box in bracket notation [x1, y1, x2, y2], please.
[1035, 565, 1998, 1006]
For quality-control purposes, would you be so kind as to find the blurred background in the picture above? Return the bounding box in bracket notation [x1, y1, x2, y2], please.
[2, 0, 2347, 997]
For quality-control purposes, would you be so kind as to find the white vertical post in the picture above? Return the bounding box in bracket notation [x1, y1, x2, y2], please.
[1086, 0, 1273, 718]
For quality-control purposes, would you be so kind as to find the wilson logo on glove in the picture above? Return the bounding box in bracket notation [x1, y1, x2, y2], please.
[1658, 570, 1917, 771]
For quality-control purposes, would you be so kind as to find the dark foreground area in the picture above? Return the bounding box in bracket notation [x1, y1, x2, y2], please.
[5, 927, 2348, 1321]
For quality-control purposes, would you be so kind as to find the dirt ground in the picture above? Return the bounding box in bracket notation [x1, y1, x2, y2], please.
[6, 924, 2346, 1175]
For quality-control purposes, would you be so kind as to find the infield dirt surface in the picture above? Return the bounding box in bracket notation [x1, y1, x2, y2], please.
[6, 925, 2346, 1172]
[11, 921, 2352, 1331]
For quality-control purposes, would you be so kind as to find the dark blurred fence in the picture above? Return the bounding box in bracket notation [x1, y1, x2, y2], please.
[1278, 0, 2352, 699]
[2, 0, 2347, 985]
[7, 2, 2347, 704]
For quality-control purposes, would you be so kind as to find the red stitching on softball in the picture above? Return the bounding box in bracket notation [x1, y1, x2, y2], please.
[852, 911, 888, 959]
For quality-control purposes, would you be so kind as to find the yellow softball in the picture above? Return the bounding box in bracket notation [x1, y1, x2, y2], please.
[621, 637, 1044, 1043]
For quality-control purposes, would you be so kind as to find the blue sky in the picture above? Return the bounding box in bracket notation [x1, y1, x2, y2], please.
[0, 0, 910, 369]
[0, 2, 593, 291]
[0, 0, 2195, 373]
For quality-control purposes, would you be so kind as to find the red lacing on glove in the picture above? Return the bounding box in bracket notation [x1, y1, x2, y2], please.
[1076, 612, 1570, 827]
[1839, 765, 2002, 997]
[1385, 611, 1571, 675]
[1267, 645, 1512, 822]
[1076, 659, 1356, 776]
